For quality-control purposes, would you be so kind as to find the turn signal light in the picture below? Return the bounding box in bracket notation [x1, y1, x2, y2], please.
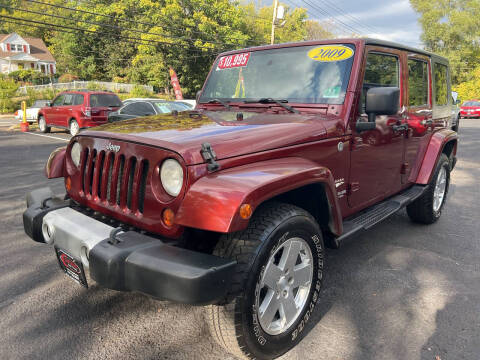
[65, 176, 72, 192]
[239, 204, 253, 219]
[162, 208, 175, 227]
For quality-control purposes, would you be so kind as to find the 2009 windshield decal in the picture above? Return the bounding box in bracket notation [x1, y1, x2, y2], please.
[307, 45, 354, 62]
[217, 53, 250, 70]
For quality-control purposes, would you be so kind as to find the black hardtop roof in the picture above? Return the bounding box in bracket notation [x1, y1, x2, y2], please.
[219, 37, 449, 65]
[363, 38, 449, 64]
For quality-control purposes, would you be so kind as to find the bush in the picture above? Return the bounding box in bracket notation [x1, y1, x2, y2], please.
[0, 78, 19, 113]
[130, 84, 154, 98]
[58, 73, 79, 83]
[7, 69, 50, 85]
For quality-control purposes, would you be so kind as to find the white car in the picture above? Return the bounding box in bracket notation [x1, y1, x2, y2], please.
[16, 100, 50, 123]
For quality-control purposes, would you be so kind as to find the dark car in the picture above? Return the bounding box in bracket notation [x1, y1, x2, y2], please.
[38, 90, 122, 136]
[460, 100, 480, 119]
[108, 99, 192, 122]
[24, 39, 457, 360]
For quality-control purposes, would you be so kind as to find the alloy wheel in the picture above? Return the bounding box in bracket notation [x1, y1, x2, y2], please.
[256, 237, 313, 336]
[433, 166, 447, 212]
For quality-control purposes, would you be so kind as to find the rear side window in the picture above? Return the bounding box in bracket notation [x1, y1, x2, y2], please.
[408, 59, 429, 107]
[73, 94, 84, 105]
[89, 94, 122, 107]
[63, 94, 74, 106]
[434, 63, 448, 106]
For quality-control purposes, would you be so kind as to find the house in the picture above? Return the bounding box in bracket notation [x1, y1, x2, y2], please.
[0, 33, 56, 75]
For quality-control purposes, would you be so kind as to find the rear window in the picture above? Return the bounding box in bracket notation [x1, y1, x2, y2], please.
[463, 101, 480, 106]
[434, 63, 448, 106]
[408, 59, 429, 107]
[153, 101, 190, 113]
[89, 94, 122, 107]
[32, 100, 49, 107]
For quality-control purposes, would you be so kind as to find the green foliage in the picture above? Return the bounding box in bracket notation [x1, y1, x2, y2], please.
[410, 0, 480, 84]
[130, 85, 154, 98]
[454, 66, 480, 101]
[7, 69, 50, 85]
[58, 74, 79, 83]
[0, 77, 19, 113]
[2, 0, 331, 97]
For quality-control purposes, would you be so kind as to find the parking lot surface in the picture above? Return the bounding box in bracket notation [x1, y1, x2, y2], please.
[0, 121, 479, 360]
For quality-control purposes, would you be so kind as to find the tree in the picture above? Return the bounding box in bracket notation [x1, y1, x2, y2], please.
[410, 0, 480, 84]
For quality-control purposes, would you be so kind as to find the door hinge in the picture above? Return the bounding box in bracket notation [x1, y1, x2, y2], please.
[401, 162, 409, 175]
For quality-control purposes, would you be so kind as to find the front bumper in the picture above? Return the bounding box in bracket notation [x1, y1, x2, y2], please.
[23, 187, 236, 305]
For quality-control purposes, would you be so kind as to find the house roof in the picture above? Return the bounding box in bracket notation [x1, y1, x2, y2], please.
[0, 34, 55, 62]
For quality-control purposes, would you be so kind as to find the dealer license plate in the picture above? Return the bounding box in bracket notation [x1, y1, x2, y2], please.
[55, 248, 88, 288]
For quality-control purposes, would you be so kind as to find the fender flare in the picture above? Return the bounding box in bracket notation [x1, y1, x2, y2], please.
[175, 157, 342, 235]
[415, 129, 458, 185]
[45, 146, 66, 179]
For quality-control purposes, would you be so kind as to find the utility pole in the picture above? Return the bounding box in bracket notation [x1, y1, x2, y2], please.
[270, 0, 279, 45]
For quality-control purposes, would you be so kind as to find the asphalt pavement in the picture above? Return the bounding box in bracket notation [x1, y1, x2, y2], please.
[0, 121, 479, 360]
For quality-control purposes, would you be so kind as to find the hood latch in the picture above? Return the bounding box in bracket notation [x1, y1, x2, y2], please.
[201, 142, 221, 172]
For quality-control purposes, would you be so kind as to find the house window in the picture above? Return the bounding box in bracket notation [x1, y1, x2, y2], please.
[10, 44, 24, 52]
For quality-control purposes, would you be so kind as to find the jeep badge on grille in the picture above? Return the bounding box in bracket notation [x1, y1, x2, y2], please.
[106, 143, 120, 152]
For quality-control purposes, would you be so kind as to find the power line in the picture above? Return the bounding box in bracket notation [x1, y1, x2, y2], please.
[23, 0, 260, 45]
[1, 5, 235, 50]
[0, 14, 219, 54]
[314, 0, 381, 35]
[301, 0, 364, 35]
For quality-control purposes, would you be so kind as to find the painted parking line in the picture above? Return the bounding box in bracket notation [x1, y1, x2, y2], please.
[22, 131, 69, 142]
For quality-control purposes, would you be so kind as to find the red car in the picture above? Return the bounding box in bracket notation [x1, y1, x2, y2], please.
[38, 90, 123, 136]
[460, 100, 480, 119]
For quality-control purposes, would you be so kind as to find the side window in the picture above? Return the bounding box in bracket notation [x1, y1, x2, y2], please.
[361, 52, 399, 113]
[408, 59, 429, 107]
[63, 94, 74, 106]
[73, 94, 84, 105]
[52, 95, 65, 107]
[120, 103, 139, 115]
[434, 63, 448, 106]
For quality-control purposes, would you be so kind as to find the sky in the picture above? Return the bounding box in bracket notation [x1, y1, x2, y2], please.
[264, 0, 424, 48]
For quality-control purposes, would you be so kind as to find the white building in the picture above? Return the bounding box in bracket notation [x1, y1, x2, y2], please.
[0, 33, 56, 75]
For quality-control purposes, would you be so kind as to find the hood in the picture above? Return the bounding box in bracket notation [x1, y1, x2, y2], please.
[81, 110, 337, 165]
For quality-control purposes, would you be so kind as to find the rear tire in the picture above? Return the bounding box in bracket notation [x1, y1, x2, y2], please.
[206, 202, 324, 360]
[38, 116, 50, 133]
[69, 119, 79, 136]
[452, 115, 460, 132]
[407, 153, 450, 224]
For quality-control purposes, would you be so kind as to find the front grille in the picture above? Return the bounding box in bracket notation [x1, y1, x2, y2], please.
[80, 148, 149, 214]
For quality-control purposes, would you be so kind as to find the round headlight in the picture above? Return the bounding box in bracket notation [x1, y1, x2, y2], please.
[71, 142, 82, 167]
[160, 159, 184, 197]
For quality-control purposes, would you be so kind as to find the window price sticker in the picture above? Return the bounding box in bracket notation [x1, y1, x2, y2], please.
[217, 52, 250, 70]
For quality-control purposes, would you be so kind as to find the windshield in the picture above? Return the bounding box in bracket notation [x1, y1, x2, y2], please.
[463, 101, 480, 107]
[90, 94, 122, 107]
[153, 101, 191, 113]
[200, 44, 355, 105]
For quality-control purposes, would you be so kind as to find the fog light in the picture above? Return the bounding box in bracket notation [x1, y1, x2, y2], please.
[239, 204, 253, 219]
[162, 208, 175, 227]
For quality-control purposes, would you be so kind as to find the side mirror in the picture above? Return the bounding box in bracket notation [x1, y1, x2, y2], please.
[48, 102, 53, 107]
[455, 99, 461, 105]
[356, 121, 376, 132]
[365, 87, 400, 122]
[196, 90, 202, 102]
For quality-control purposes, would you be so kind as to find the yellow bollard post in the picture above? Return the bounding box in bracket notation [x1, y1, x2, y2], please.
[20, 100, 29, 132]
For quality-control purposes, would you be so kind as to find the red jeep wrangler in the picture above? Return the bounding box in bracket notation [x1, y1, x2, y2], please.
[24, 39, 457, 360]
[38, 90, 123, 136]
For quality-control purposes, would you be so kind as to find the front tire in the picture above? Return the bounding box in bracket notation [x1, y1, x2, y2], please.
[407, 153, 450, 224]
[38, 116, 50, 133]
[69, 119, 79, 136]
[206, 202, 324, 360]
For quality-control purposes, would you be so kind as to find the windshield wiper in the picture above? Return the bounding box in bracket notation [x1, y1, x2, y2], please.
[244, 98, 299, 114]
[204, 98, 232, 110]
